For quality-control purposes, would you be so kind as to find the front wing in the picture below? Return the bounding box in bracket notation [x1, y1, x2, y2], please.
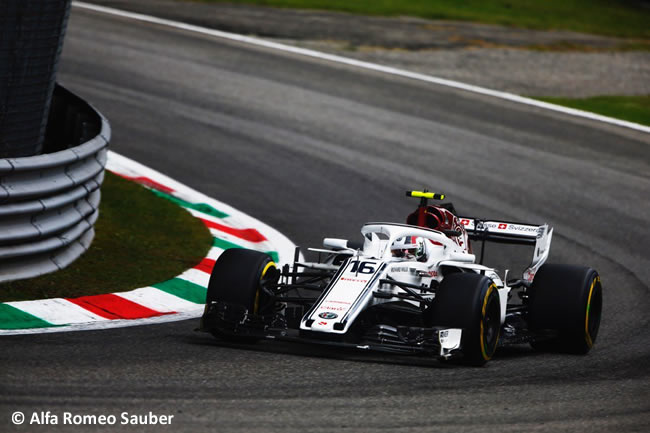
[200, 301, 464, 359]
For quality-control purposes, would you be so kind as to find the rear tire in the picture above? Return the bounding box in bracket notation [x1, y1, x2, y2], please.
[528, 264, 602, 354]
[428, 273, 501, 366]
[205, 248, 277, 342]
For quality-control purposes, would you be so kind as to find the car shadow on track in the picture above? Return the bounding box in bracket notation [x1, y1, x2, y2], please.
[184, 332, 536, 368]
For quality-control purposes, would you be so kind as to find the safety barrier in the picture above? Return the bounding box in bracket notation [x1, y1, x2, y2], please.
[0, 84, 110, 283]
[0, 0, 72, 157]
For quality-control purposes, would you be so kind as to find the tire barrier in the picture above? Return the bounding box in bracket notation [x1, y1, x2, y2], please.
[0, 84, 110, 283]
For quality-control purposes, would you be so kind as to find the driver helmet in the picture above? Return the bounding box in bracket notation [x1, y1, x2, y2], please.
[391, 236, 426, 261]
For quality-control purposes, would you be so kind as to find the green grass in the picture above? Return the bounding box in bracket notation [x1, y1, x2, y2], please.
[0, 172, 213, 302]
[199, 0, 650, 39]
[535, 95, 650, 126]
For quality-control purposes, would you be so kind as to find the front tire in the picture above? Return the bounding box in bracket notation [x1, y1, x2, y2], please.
[204, 248, 277, 342]
[528, 264, 602, 354]
[428, 273, 501, 366]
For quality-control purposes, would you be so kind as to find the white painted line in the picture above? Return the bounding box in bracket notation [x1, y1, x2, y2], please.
[176, 268, 211, 288]
[73, 1, 650, 134]
[5, 298, 108, 325]
[206, 247, 226, 261]
[114, 287, 203, 313]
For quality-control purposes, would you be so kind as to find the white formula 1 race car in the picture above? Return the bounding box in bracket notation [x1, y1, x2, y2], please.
[200, 191, 603, 366]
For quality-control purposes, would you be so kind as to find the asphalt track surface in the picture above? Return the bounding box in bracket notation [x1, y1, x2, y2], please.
[2, 8, 650, 433]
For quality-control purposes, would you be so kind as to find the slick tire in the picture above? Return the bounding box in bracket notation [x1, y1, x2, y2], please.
[528, 264, 602, 354]
[429, 273, 501, 366]
[205, 248, 277, 342]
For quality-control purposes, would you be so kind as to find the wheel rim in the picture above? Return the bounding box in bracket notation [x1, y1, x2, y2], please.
[480, 285, 501, 361]
[585, 276, 602, 347]
[254, 261, 277, 314]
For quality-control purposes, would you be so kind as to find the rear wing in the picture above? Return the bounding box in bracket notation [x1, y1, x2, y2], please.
[459, 218, 546, 245]
[458, 217, 553, 282]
